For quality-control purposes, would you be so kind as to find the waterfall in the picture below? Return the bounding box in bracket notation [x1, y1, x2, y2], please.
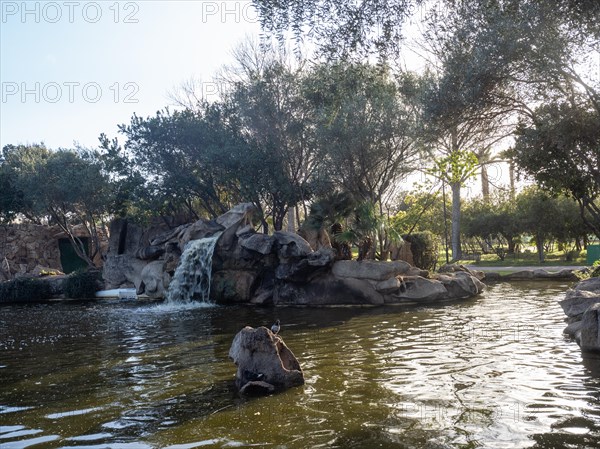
[166, 233, 221, 304]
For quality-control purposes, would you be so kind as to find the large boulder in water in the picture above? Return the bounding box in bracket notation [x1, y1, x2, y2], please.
[332, 260, 411, 281]
[560, 277, 600, 319]
[580, 303, 600, 352]
[139, 260, 169, 299]
[560, 277, 600, 352]
[229, 326, 304, 395]
[102, 203, 485, 304]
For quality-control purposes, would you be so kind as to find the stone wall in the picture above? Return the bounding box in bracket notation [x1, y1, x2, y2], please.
[0, 224, 61, 280]
[0, 223, 107, 281]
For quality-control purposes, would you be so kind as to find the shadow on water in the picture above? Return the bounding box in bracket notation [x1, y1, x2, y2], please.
[582, 352, 600, 378]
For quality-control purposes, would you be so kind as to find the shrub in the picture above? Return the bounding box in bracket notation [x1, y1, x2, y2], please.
[575, 260, 600, 280]
[0, 278, 53, 303]
[63, 270, 101, 299]
[403, 231, 439, 271]
[565, 250, 578, 262]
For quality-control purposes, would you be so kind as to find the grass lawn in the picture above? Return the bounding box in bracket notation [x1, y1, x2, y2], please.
[349, 246, 590, 268]
[450, 250, 587, 267]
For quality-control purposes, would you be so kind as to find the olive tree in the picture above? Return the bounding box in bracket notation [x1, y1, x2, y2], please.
[1, 144, 114, 267]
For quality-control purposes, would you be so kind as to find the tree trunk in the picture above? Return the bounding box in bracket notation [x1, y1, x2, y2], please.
[358, 237, 374, 261]
[509, 161, 516, 200]
[481, 165, 490, 201]
[536, 234, 545, 263]
[451, 182, 462, 261]
[273, 207, 285, 232]
[296, 205, 302, 229]
[287, 207, 296, 233]
[507, 236, 516, 255]
[261, 219, 269, 234]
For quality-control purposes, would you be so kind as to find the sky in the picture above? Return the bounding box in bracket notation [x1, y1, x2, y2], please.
[0, 0, 516, 196]
[1, 0, 262, 149]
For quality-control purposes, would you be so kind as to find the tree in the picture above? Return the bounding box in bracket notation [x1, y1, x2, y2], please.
[306, 62, 419, 208]
[100, 105, 248, 222]
[251, 0, 415, 59]
[415, 9, 519, 261]
[391, 188, 447, 238]
[252, 1, 599, 66]
[426, 2, 600, 236]
[1, 144, 114, 267]
[305, 62, 420, 254]
[222, 43, 320, 231]
[0, 164, 25, 223]
[427, 149, 478, 260]
[333, 201, 384, 260]
[462, 193, 520, 259]
[515, 187, 568, 263]
[512, 100, 600, 238]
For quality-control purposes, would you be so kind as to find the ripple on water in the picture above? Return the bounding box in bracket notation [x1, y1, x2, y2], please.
[46, 407, 103, 420]
[1, 281, 600, 448]
[0, 434, 61, 449]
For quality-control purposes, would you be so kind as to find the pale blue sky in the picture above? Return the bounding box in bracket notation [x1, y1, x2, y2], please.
[0, 0, 261, 149]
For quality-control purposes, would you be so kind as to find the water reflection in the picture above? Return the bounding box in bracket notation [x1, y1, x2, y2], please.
[1, 282, 599, 447]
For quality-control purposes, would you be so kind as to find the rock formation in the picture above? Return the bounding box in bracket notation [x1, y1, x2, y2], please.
[229, 326, 304, 395]
[560, 277, 600, 351]
[103, 203, 485, 304]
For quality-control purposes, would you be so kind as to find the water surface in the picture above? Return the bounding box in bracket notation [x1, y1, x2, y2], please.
[1, 282, 600, 448]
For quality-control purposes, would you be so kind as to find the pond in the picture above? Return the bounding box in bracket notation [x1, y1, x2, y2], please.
[1, 281, 600, 448]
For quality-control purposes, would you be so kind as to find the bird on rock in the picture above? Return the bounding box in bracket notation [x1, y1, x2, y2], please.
[271, 319, 281, 335]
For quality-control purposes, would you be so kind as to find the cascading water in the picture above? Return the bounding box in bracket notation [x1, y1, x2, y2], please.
[166, 233, 221, 304]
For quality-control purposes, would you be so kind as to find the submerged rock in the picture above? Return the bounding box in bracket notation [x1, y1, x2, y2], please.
[229, 326, 304, 395]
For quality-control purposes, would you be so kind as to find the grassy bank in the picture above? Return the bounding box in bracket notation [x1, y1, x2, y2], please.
[450, 250, 587, 267]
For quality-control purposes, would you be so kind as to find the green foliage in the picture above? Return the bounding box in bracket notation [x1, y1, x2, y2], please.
[225, 50, 318, 230]
[100, 106, 242, 221]
[403, 231, 439, 271]
[103, 45, 323, 231]
[251, 0, 412, 59]
[0, 169, 25, 223]
[390, 189, 447, 237]
[329, 201, 383, 260]
[303, 191, 356, 231]
[513, 187, 587, 263]
[575, 260, 600, 281]
[430, 150, 479, 186]
[462, 193, 520, 257]
[0, 278, 53, 303]
[593, 262, 600, 279]
[305, 62, 419, 208]
[1, 144, 114, 266]
[512, 101, 600, 238]
[63, 270, 101, 299]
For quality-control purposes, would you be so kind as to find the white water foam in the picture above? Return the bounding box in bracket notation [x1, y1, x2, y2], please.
[165, 233, 221, 305]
